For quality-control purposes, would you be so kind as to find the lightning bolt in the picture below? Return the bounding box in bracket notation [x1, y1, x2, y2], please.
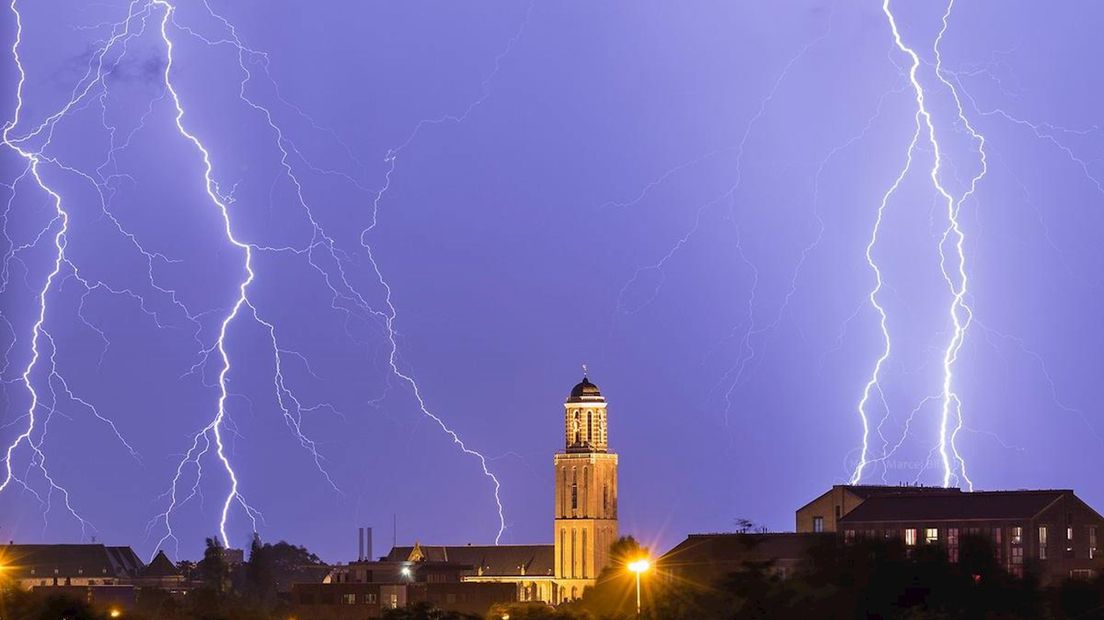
[853, 0, 988, 488]
[147, 0, 260, 548]
[848, 105, 921, 485]
[350, 5, 537, 545]
[931, 0, 987, 490]
[0, 0, 152, 536]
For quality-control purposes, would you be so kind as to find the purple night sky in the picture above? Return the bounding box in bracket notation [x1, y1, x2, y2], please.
[1, 1, 1103, 564]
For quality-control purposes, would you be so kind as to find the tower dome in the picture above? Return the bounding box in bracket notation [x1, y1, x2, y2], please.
[567, 376, 604, 403]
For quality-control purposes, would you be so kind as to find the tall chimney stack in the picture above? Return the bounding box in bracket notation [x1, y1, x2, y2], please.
[365, 526, 373, 562]
[358, 527, 365, 561]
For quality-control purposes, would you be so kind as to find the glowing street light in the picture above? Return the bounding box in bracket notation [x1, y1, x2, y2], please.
[109, 609, 122, 619]
[627, 558, 650, 617]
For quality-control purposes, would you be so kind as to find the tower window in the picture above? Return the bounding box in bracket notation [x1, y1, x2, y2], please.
[587, 411, 593, 444]
[572, 412, 580, 445]
[571, 469, 578, 510]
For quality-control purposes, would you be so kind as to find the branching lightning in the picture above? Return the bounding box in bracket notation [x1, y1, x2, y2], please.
[852, 0, 988, 487]
[2, 0, 521, 553]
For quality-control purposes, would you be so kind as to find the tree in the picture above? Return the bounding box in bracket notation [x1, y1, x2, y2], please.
[197, 536, 230, 596]
[573, 536, 651, 618]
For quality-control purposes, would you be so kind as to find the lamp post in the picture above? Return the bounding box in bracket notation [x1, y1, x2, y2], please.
[627, 559, 650, 618]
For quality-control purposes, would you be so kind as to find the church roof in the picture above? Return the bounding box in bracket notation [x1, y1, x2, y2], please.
[567, 376, 603, 403]
[386, 544, 555, 577]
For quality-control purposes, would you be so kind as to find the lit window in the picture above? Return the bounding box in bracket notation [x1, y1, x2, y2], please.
[1068, 527, 1075, 552]
[813, 517, 824, 533]
[905, 529, 918, 546]
[1011, 527, 1023, 545]
[1039, 526, 1048, 560]
[1090, 527, 1097, 559]
[844, 530, 855, 543]
[925, 528, 939, 544]
[343, 594, 356, 605]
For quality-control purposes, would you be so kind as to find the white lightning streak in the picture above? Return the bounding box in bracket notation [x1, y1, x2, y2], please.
[932, 0, 987, 490]
[354, 7, 536, 545]
[152, 0, 258, 547]
[849, 109, 921, 485]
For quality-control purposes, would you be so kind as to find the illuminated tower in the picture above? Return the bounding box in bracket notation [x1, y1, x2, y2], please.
[553, 372, 619, 602]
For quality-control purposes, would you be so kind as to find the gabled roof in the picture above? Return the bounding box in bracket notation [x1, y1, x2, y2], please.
[839, 490, 1070, 523]
[385, 543, 555, 577]
[106, 546, 143, 577]
[0, 544, 137, 579]
[142, 550, 180, 577]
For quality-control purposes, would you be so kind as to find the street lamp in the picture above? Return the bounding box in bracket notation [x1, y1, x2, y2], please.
[627, 559, 650, 618]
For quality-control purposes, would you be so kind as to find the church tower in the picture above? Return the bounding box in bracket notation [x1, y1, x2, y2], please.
[553, 372, 619, 602]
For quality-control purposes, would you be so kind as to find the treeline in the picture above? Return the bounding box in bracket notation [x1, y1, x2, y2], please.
[544, 535, 1104, 620]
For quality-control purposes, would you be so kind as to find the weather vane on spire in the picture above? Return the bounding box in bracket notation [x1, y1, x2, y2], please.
[582, 363, 588, 378]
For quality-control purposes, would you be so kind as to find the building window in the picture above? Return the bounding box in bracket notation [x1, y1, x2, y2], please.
[1039, 526, 1048, 560]
[905, 529, 918, 546]
[1067, 527, 1075, 553]
[572, 412, 580, 444]
[587, 411, 593, 444]
[1011, 526, 1023, 546]
[603, 483, 609, 516]
[1090, 527, 1097, 559]
[813, 516, 824, 533]
[925, 528, 939, 545]
[1071, 569, 1095, 580]
[582, 529, 588, 579]
[364, 593, 377, 604]
[844, 530, 855, 544]
[835, 505, 842, 520]
[562, 469, 569, 515]
[571, 469, 578, 510]
[1011, 547, 1024, 565]
[583, 467, 589, 514]
[560, 529, 566, 575]
[947, 528, 959, 563]
[343, 594, 356, 605]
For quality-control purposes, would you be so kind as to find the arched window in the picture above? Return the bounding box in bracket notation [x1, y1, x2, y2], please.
[572, 412, 580, 445]
[582, 529, 588, 578]
[571, 529, 577, 578]
[560, 528, 565, 576]
[603, 483, 609, 516]
[587, 410, 593, 444]
[563, 468, 569, 516]
[583, 467, 589, 515]
[571, 468, 578, 510]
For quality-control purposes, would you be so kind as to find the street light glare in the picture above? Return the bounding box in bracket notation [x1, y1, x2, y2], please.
[628, 559, 650, 574]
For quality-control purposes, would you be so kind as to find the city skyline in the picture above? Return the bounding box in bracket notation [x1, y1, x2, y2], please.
[2, 0, 1103, 565]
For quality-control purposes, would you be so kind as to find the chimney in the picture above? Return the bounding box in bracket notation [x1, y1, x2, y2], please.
[358, 528, 365, 562]
[364, 527, 373, 562]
